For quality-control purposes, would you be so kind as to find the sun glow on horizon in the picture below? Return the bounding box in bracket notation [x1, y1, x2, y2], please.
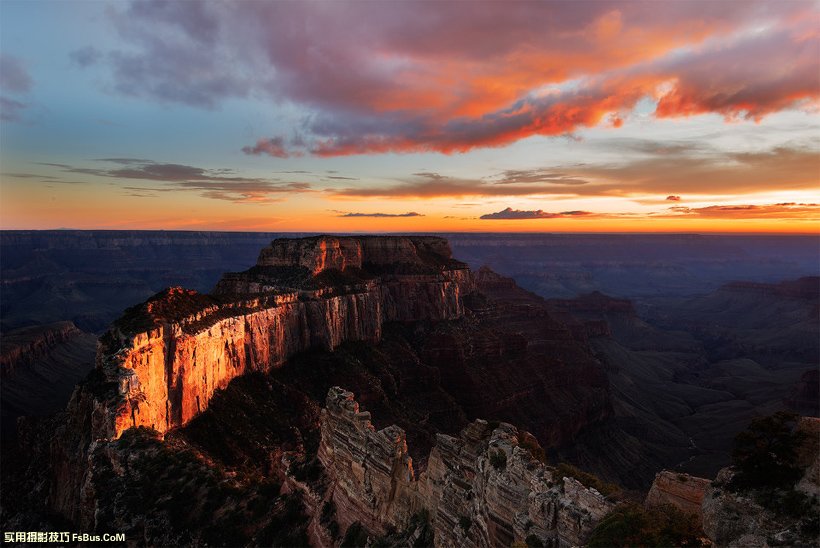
[1, 1, 818, 233]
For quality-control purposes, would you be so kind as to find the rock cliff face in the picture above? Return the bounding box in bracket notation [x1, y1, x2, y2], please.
[256, 235, 456, 275]
[318, 387, 614, 547]
[645, 471, 710, 525]
[91, 236, 472, 440]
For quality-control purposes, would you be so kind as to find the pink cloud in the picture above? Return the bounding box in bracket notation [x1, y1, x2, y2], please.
[242, 136, 291, 158]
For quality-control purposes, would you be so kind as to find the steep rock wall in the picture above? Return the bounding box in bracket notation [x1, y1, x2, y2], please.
[318, 387, 614, 548]
[256, 235, 462, 275]
[645, 470, 709, 525]
[91, 236, 472, 440]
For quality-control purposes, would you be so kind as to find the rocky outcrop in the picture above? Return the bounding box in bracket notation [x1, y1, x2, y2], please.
[700, 417, 820, 547]
[645, 470, 710, 525]
[699, 468, 812, 548]
[257, 235, 458, 276]
[319, 387, 614, 547]
[258, 236, 364, 274]
[82, 236, 473, 441]
[317, 386, 417, 536]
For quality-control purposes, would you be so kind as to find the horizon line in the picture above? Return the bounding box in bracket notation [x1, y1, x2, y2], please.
[1, 229, 818, 237]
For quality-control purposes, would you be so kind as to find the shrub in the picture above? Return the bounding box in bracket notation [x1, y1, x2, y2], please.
[410, 510, 435, 548]
[489, 449, 507, 471]
[519, 432, 547, 464]
[459, 515, 472, 532]
[341, 522, 369, 548]
[320, 500, 336, 525]
[588, 503, 706, 547]
[525, 533, 545, 547]
[256, 492, 309, 547]
[780, 490, 813, 517]
[555, 463, 621, 498]
[291, 456, 324, 484]
[730, 411, 806, 491]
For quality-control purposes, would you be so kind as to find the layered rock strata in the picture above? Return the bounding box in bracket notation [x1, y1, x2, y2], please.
[0, 322, 89, 379]
[645, 470, 710, 525]
[91, 236, 472, 440]
[318, 387, 614, 547]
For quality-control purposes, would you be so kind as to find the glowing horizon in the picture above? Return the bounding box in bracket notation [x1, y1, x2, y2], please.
[1, 1, 818, 233]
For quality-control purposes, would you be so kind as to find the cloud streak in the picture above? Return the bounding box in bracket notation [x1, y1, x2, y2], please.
[328, 171, 591, 198]
[69, 46, 102, 67]
[328, 144, 819, 199]
[337, 211, 424, 218]
[481, 208, 594, 220]
[29, 159, 312, 203]
[0, 54, 33, 122]
[0, 54, 32, 93]
[662, 203, 820, 220]
[0, 96, 28, 122]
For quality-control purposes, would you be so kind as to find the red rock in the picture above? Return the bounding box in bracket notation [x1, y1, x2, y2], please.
[89, 236, 474, 440]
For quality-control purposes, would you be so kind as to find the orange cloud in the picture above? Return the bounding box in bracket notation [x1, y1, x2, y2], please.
[91, 1, 818, 157]
[296, 25, 820, 157]
[662, 203, 820, 220]
[480, 208, 596, 220]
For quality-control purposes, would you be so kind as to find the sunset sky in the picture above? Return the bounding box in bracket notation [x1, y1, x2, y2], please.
[1, 0, 818, 232]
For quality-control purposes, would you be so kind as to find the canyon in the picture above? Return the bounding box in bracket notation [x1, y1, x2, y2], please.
[1, 233, 817, 547]
[3, 231, 817, 333]
[24, 235, 611, 536]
